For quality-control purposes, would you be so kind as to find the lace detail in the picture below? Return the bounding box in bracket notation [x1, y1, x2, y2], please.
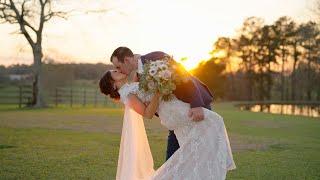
[153, 99, 236, 180]
[118, 83, 236, 180]
[118, 82, 153, 104]
[152, 106, 235, 180]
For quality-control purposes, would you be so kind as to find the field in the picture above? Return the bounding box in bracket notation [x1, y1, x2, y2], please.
[0, 103, 319, 179]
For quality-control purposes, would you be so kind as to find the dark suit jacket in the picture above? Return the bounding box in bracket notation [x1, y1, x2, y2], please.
[140, 51, 213, 109]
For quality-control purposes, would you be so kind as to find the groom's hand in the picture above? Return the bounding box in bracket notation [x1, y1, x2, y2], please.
[188, 107, 204, 121]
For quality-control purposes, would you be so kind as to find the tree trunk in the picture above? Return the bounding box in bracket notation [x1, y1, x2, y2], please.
[291, 62, 297, 101]
[227, 60, 235, 100]
[248, 71, 253, 101]
[307, 59, 312, 101]
[258, 66, 264, 101]
[227, 73, 235, 100]
[32, 45, 45, 108]
[281, 48, 286, 101]
[266, 42, 273, 101]
[285, 78, 289, 101]
[291, 43, 298, 101]
[306, 45, 312, 101]
[267, 62, 272, 100]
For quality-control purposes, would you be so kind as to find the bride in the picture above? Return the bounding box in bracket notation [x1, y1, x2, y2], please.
[99, 70, 236, 180]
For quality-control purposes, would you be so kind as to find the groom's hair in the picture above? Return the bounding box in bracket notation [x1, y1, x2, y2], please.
[110, 47, 134, 63]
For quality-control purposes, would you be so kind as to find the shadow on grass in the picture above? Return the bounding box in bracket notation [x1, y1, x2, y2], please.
[0, 144, 16, 149]
[269, 143, 290, 151]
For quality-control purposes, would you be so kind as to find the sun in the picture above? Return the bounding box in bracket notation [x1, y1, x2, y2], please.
[179, 59, 200, 71]
[178, 56, 209, 71]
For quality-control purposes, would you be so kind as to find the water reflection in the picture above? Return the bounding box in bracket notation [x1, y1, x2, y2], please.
[239, 104, 320, 118]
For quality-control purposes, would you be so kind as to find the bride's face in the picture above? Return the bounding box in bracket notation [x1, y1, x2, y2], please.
[110, 70, 127, 88]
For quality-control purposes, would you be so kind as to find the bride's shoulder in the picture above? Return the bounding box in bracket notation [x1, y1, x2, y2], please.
[119, 82, 138, 90]
[118, 82, 139, 101]
[126, 82, 139, 90]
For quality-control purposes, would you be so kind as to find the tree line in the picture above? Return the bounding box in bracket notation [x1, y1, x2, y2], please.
[194, 16, 320, 102]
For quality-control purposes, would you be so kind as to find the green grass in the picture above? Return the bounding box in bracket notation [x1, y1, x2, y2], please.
[0, 103, 319, 179]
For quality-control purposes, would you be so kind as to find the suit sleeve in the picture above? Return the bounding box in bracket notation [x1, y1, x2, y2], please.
[189, 78, 206, 108]
[141, 51, 169, 62]
[172, 61, 209, 109]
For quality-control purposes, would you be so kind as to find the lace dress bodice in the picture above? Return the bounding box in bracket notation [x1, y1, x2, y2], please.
[118, 82, 153, 104]
[119, 83, 191, 131]
[119, 83, 190, 142]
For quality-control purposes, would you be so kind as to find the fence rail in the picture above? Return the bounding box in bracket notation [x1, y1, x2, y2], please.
[0, 85, 119, 108]
[0, 85, 32, 107]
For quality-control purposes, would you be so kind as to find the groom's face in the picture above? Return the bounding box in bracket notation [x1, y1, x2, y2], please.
[111, 56, 132, 75]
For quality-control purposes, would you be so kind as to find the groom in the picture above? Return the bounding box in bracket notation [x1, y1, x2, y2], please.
[110, 46, 213, 160]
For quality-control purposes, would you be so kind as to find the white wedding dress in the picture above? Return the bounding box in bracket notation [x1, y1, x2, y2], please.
[116, 82, 236, 180]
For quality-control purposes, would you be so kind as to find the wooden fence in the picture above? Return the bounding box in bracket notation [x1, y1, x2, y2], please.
[0, 85, 33, 108]
[0, 85, 119, 108]
[48, 87, 120, 107]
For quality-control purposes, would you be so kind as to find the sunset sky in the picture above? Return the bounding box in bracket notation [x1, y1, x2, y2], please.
[0, 0, 314, 69]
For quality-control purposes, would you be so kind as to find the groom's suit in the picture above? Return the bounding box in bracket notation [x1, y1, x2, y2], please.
[140, 51, 214, 160]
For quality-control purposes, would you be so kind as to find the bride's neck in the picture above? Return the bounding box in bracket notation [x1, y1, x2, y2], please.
[117, 78, 128, 89]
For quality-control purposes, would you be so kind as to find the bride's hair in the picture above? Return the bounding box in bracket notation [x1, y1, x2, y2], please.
[99, 71, 120, 100]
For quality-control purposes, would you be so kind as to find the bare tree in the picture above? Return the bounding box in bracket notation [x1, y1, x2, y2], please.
[0, 0, 67, 107]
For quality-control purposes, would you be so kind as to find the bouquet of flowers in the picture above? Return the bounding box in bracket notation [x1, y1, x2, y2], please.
[139, 56, 189, 101]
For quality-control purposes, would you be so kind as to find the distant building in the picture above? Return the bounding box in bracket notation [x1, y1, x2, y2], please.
[8, 74, 33, 81]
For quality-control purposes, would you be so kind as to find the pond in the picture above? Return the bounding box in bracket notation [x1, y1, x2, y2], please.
[238, 104, 320, 118]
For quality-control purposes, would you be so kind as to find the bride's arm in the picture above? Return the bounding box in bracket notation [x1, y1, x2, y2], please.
[127, 93, 161, 119]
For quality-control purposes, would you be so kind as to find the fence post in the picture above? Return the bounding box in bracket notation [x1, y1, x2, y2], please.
[94, 90, 97, 107]
[83, 89, 86, 107]
[19, 86, 22, 108]
[70, 88, 73, 107]
[55, 88, 58, 107]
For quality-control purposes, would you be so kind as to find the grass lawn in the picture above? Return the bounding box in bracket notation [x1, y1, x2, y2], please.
[0, 103, 319, 179]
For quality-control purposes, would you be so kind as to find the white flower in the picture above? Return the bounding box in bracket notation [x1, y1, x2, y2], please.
[149, 68, 157, 76]
[160, 64, 168, 70]
[155, 60, 163, 66]
[150, 66, 158, 73]
[158, 70, 172, 80]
